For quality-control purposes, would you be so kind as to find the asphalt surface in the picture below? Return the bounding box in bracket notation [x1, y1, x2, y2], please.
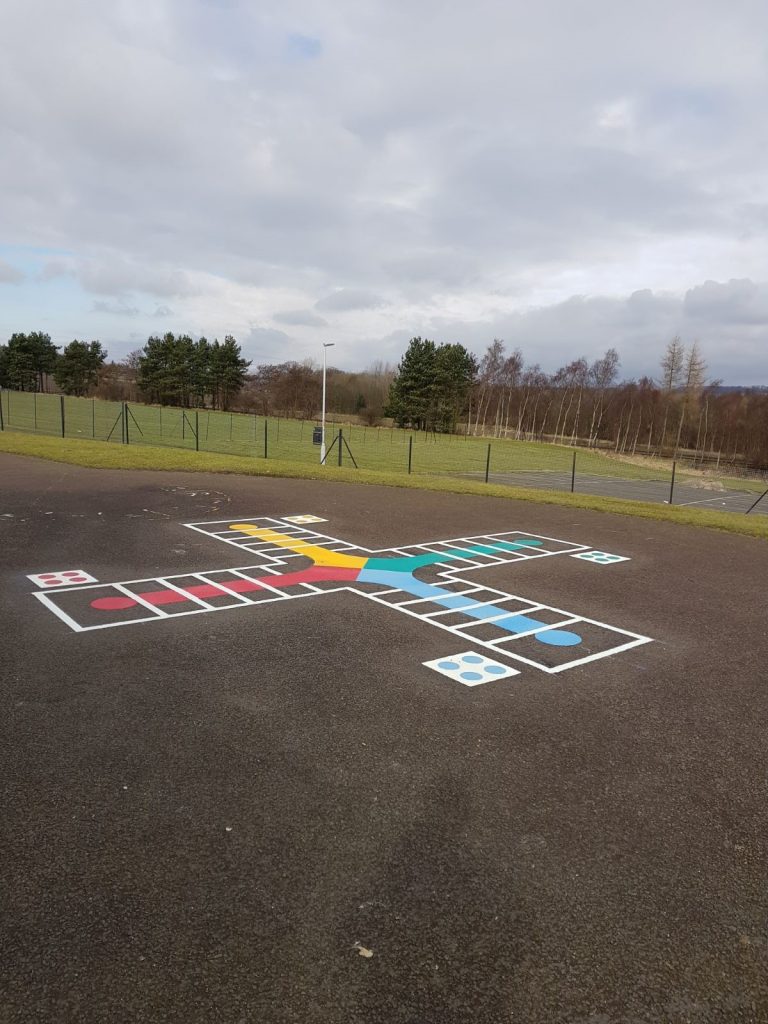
[2, 453, 768, 1024]
[473, 470, 768, 516]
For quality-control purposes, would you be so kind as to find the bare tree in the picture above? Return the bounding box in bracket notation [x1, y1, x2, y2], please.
[674, 340, 708, 455]
[659, 336, 686, 451]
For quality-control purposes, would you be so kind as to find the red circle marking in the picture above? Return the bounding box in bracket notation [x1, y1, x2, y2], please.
[39, 574, 59, 580]
[70, 576, 87, 583]
[91, 596, 136, 610]
[63, 570, 82, 576]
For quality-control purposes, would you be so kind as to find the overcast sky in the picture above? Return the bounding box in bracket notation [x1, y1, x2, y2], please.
[2, 0, 768, 382]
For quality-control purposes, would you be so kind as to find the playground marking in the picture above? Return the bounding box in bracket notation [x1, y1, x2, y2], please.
[423, 652, 520, 686]
[30, 517, 652, 677]
[282, 515, 327, 524]
[569, 551, 630, 565]
[28, 570, 98, 588]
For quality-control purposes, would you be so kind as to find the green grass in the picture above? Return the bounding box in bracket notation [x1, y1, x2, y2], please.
[0, 389, 704, 483]
[2, 429, 767, 541]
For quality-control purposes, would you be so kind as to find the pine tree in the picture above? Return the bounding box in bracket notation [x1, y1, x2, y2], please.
[3, 332, 59, 391]
[54, 340, 107, 396]
[386, 338, 438, 429]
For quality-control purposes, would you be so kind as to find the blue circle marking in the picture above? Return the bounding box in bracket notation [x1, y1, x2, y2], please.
[536, 629, 582, 647]
[462, 655, 484, 664]
[485, 665, 506, 675]
[460, 671, 484, 682]
[438, 661, 460, 670]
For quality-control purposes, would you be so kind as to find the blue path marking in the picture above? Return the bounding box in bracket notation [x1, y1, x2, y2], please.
[357, 565, 582, 647]
[365, 539, 543, 574]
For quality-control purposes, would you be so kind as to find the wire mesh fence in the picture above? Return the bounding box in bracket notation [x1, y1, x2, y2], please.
[2, 390, 767, 515]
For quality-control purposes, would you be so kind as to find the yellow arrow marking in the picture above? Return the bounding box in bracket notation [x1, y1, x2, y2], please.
[229, 524, 367, 569]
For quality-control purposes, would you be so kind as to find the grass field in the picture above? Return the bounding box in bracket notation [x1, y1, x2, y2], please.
[0, 389, 702, 484]
[2, 429, 767, 541]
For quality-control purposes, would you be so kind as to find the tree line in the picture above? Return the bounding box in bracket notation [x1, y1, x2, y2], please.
[460, 336, 767, 468]
[0, 331, 251, 411]
[0, 332, 107, 397]
[3, 329, 767, 468]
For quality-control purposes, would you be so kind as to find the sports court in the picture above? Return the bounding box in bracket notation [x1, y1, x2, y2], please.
[2, 452, 767, 1023]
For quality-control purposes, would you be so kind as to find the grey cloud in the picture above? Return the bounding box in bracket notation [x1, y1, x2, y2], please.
[92, 300, 140, 317]
[1, 0, 768, 380]
[683, 279, 768, 326]
[315, 289, 390, 312]
[0, 259, 24, 283]
[246, 327, 293, 361]
[153, 304, 174, 317]
[273, 309, 329, 327]
[78, 258, 195, 298]
[422, 281, 768, 384]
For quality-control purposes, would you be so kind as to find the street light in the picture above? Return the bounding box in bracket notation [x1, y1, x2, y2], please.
[320, 342, 335, 464]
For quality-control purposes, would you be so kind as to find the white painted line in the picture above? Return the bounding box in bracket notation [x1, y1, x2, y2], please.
[425, 600, 546, 620]
[480, 616, 583, 643]
[217, 570, 290, 601]
[33, 591, 87, 632]
[113, 583, 169, 617]
[546, 636, 653, 672]
[676, 495, 745, 507]
[154, 578, 216, 610]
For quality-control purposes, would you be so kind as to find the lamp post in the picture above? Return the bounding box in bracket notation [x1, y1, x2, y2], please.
[320, 342, 334, 464]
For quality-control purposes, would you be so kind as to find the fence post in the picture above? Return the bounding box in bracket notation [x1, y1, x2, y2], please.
[264, 418, 268, 459]
[195, 410, 199, 452]
[0, 391, 4, 431]
[571, 450, 577, 493]
[338, 428, 343, 467]
[745, 487, 768, 515]
[60, 395, 66, 438]
[485, 443, 491, 484]
[669, 460, 676, 505]
[34, 392, 37, 430]
[408, 435, 413, 474]
[92, 399, 95, 438]
[125, 403, 131, 444]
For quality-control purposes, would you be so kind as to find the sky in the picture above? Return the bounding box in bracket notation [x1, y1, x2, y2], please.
[2, 0, 768, 383]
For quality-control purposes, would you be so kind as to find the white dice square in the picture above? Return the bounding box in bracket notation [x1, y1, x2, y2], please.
[422, 651, 520, 686]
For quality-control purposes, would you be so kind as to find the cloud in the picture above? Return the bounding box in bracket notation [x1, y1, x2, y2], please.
[417, 281, 768, 384]
[78, 257, 195, 298]
[0, 259, 24, 284]
[315, 289, 390, 312]
[273, 308, 328, 327]
[92, 299, 140, 317]
[1, 0, 768, 380]
[153, 304, 174, 317]
[245, 327, 293, 362]
[286, 33, 322, 60]
[683, 279, 768, 326]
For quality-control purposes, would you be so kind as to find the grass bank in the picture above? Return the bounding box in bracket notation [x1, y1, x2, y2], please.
[1, 430, 766, 541]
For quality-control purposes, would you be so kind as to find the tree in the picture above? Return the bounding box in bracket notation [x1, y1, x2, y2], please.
[53, 340, 107, 396]
[3, 332, 59, 391]
[209, 336, 251, 410]
[387, 338, 438, 429]
[587, 348, 620, 446]
[674, 340, 708, 454]
[659, 336, 686, 450]
[431, 343, 477, 432]
[386, 338, 476, 432]
[137, 333, 196, 406]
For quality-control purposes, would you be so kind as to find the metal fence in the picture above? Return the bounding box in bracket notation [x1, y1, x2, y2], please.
[2, 390, 767, 516]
